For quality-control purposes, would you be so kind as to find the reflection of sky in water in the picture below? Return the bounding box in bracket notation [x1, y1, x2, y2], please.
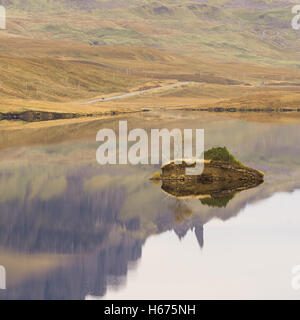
[0, 113, 300, 299]
[101, 190, 300, 300]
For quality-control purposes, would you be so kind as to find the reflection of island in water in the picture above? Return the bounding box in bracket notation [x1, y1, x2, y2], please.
[155, 147, 264, 210]
[154, 152, 264, 245]
[160, 160, 263, 200]
[0, 148, 264, 300]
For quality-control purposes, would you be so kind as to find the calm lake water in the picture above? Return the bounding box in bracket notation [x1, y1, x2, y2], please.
[0, 111, 300, 300]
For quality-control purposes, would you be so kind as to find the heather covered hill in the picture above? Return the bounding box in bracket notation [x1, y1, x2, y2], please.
[1, 0, 300, 114]
[1, 0, 300, 66]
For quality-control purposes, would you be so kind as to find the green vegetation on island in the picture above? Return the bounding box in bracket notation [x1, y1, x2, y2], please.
[204, 147, 243, 166]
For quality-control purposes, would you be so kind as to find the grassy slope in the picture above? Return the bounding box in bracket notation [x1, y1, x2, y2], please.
[2, 0, 299, 66]
[0, 53, 145, 101]
[1, 39, 300, 112]
[0, 0, 300, 113]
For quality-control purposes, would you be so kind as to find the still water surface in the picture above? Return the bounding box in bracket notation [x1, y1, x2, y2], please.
[0, 112, 300, 299]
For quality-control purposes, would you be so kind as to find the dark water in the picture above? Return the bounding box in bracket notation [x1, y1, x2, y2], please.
[0, 112, 300, 299]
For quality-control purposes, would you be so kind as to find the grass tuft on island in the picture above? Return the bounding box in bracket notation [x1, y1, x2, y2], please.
[204, 147, 243, 166]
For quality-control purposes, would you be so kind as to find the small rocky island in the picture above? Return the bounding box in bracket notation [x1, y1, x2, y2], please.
[151, 147, 264, 202]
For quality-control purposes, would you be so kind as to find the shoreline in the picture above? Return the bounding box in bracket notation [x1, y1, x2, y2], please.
[1, 106, 300, 124]
[0, 108, 150, 123]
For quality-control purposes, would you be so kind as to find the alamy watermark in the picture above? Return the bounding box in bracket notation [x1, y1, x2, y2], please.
[292, 5, 300, 30]
[0, 5, 6, 30]
[0, 265, 5, 290]
[96, 121, 205, 175]
[291, 265, 300, 291]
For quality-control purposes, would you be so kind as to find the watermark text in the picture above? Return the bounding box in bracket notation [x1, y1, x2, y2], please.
[292, 5, 300, 30]
[0, 265, 5, 290]
[291, 265, 300, 291]
[0, 5, 6, 30]
[96, 121, 205, 175]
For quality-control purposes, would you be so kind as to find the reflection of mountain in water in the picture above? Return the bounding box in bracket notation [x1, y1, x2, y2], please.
[0, 162, 263, 299]
[1, 238, 143, 300]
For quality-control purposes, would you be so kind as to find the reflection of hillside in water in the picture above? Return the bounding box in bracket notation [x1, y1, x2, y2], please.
[0, 162, 264, 299]
[0, 114, 300, 299]
[2, 240, 143, 300]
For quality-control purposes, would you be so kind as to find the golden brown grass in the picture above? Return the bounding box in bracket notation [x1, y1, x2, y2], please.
[1, 35, 300, 115]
